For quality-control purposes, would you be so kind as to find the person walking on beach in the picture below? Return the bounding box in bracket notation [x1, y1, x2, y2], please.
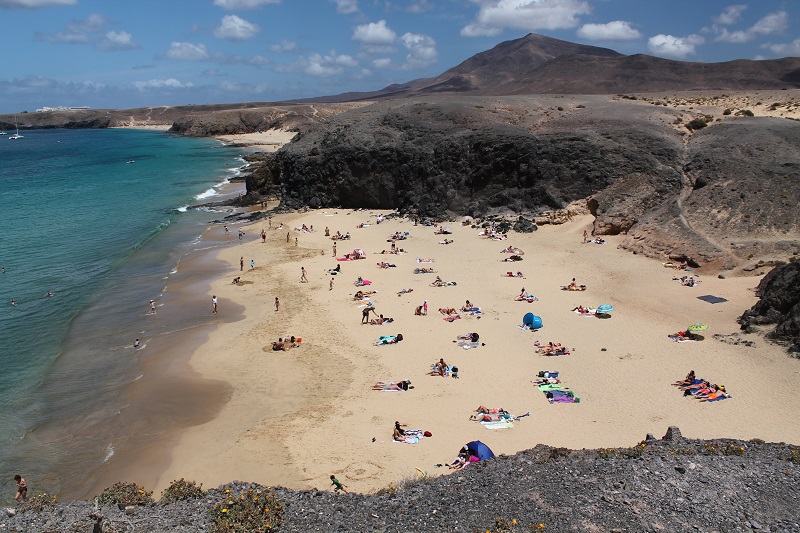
[286, 232, 290, 243]
[268, 215, 272, 229]
[238, 228, 244, 241]
[261, 229, 266, 243]
[295, 237, 298, 247]
[212, 295, 218, 314]
[330, 475, 348, 493]
[333, 242, 337, 257]
[301, 267, 308, 283]
[275, 297, 280, 312]
[582, 230, 588, 244]
[423, 300, 428, 316]
[149, 299, 156, 314]
[224, 225, 229, 235]
[250, 259, 255, 270]
[240, 256, 244, 272]
[329, 278, 334, 291]
[14, 475, 27, 503]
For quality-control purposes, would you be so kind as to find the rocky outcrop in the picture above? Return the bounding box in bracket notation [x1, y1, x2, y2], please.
[3, 431, 799, 532]
[246, 96, 800, 270]
[739, 262, 800, 353]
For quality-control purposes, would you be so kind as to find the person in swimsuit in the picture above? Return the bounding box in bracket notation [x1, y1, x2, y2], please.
[330, 475, 348, 493]
[14, 475, 27, 503]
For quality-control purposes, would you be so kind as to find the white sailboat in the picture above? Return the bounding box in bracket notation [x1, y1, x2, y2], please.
[8, 116, 23, 140]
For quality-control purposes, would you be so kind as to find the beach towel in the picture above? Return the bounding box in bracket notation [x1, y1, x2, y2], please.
[443, 315, 461, 322]
[482, 420, 514, 430]
[697, 295, 728, 304]
[457, 341, 480, 350]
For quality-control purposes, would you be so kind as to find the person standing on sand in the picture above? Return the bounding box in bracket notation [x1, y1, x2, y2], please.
[301, 267, 308, 283]
[423, 300, 428, 316]
[250, 259, 255, 270]
[224, 225, 229, 235]
[362, 305, 377, 324]
[261, 229, 266, 243]
[14, 475, 27, 503]
[212, 295, 218, 314]
[275, 297, 280, 312]
[268, 215, 272, 229]
[286, 232, 290, 243]
[295, 237, 298, 247]
[583, 230, 588, 243]
[333, 242, 337, 257]
[240, 256, 244, 272]
[330, 278, 334, 291]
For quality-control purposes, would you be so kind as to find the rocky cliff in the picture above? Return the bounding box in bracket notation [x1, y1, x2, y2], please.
[245, 95, 800, 270]
[739, 262, 800, 353]
[2, 430, 799, 532]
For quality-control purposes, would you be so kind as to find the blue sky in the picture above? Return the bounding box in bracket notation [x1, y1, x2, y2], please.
[1, 0, 798, 113]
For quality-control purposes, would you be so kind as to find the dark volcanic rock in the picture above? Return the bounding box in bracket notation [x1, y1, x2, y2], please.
[3, 433, 800, 532]
[739, 262, 800, 352]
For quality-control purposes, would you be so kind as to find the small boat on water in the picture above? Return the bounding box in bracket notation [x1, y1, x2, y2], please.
[8, 116, 23, 140]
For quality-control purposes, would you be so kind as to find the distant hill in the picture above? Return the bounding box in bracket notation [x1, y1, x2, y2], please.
[299, 33, 800, 102]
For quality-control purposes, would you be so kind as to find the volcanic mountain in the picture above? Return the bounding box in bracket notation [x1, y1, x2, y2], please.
[306, 33, 800, 102]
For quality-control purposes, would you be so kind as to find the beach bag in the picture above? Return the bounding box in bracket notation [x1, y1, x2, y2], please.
[424, 431, 432, 437]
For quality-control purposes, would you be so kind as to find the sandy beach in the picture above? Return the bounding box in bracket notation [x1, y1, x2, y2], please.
[149, 207, 800, 495]
[214, 130, 297, 152]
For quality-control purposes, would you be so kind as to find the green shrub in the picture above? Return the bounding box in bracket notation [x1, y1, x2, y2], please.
[737, 109, 755, 117]
[18, 492, 58, 513]
[96, 482, 153, 507]
[161, 478, 206, 504]
[210, 487, 283, 532]
[723, 108, 732, 115]
[686, 118, 707, 131]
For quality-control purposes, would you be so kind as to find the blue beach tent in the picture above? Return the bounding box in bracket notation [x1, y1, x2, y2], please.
[466, 440, 495, 461]
[523, 313, 543, 329]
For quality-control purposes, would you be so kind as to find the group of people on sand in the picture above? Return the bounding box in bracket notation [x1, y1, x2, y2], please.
[562, 278, 586, 291]
[674, 275, 698, 287]
[272, 336, 301, 351]
[668, 329, 699, 341]
[331, 231, 351, 240]
[673, 371, 730, 402]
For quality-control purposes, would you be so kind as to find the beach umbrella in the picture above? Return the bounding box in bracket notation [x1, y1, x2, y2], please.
[465, 440, 495, 461]
[688, 323, 709, 333]
[597, 304, 614, 313]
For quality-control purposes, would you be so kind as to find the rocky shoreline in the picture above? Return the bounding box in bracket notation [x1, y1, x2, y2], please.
[3, 428, 798, 532]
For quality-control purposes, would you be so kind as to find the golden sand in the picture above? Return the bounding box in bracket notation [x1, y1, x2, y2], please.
[151, 209, 800, 494]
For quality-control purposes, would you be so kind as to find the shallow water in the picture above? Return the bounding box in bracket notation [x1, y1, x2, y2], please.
[0, 128, 245, 501]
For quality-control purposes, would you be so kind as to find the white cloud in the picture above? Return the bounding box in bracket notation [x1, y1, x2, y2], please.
[0, 0, 75, 7]
[214, 14, 259, 41]
[302, 51, 358, 76]
[461, 0, 591, 37]
[714, 10, 788, 43]
[372, 58, 392, 69]
[577, 20, 641, 41]
[407, 0, 433, 13]
[35, 13, 138, 50]
[750, 10, 788, 36]
[213, 0, 280, 9]
[133, 78, 194, 91]
[400, 32, 437, 69]
[353, 20, 397, 45]
[647, 34, 704, 59]
[166, 42, 210, 61]
[332, 0, 358, 14]
[271, 39, 296, 52]
[97, 30, 137, 51]
[713, 5, 746, 25]
[767, 39, 800, 56]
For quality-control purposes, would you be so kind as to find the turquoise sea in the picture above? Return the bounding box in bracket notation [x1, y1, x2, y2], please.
[0, 128, 244, 502]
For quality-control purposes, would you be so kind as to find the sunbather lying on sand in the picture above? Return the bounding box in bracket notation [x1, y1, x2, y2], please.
[537, 342, 568, 355]
[503, 271, 525, 278]
[439, 307, 457, 315]
[374, 334, 403, 346]
[353, 290, 377, 300]
[370, 314, 394, 325]
[377, 262, 396, 268]
[416, 257, 434, 263]
[372, 380, 413, 391]
[571, 305, 595, 315]
[668, 330, 696, 341]
[439, 239, 453, 245]
[414, 267, 436, 274]
[501, 255, 523, 262]
[397, 288, 413, 296]
[456, 332, 480, 342]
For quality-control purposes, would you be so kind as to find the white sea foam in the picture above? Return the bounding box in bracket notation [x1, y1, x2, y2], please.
[195, 187, 218, 200]
[103, 444, 115, 463]
[176, 205, 188, 213]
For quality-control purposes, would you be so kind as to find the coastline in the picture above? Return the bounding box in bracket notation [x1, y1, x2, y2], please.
[148, 208, 800, 496]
